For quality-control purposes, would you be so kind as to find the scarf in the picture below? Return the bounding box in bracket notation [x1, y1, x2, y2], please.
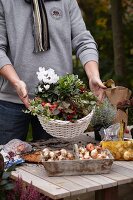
[25, 0, 60, 53]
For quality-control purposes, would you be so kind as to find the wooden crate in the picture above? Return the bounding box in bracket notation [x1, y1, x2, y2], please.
[42, 152, 114, 176]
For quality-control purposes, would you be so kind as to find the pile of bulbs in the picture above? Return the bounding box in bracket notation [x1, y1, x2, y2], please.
[77, 143, 110, 160]
[42, 143, 110, 162]
[42, 148, 75, 161]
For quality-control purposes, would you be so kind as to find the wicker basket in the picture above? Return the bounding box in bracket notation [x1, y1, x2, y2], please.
[38, 109, 94, 138]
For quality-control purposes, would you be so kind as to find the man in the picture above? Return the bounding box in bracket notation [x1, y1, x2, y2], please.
[0, 0, 105, 144]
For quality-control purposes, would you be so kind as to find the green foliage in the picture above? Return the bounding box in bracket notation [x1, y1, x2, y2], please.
[90, 98, 116, 128]
[55, 74, 84, 98]
[71, 91, 96, 116]
[27, 74, 97, 122]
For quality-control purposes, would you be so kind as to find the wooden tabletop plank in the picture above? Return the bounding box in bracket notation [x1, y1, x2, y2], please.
[11, 161, 133, 199]
[102, 171, 132, 185]
[112, 164, 133, 179]
[11, 168, 70, 200]
[114, 161, 133, 170]
[19, 164, 113, 194]
[82, 174, 117, 189]
[44, 176, 86, 197]
[63, 175, 102, 192]
[127, 161, 133, 165]
[19, 164, 86, 197]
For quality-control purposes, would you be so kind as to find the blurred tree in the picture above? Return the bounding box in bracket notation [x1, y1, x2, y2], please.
[76, 0, 113, 83]
[110, 0, 125, 84]
[75, 0, 133, 92]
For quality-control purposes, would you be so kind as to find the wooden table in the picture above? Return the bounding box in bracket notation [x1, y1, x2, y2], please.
[2, 130, 133, 200]
[11, 161, 133, 200]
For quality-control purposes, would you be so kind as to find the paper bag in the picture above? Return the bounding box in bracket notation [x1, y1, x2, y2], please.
[105, 86, 131, 126]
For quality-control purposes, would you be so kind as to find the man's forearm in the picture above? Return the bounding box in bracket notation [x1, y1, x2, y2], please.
[0, 64, 21, 87]
[84, 61, 100, 80]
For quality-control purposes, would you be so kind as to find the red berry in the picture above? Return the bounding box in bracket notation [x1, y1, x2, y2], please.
[41, 102, 46, 107]
[125, 128, 129, 134]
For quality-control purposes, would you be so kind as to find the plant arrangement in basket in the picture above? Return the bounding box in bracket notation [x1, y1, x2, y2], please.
[26, 67, 97, 122]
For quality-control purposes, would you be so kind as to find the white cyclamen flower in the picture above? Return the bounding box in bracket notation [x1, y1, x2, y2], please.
[36, 67, 59, 84]
[44, 84, 50, 90]
[38, 86, 43, 92]
[36, 67, 47, 82]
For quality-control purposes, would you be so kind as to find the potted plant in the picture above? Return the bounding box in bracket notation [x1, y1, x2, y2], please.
[90, 98, 116, 141]
[26, 67, 97, 138]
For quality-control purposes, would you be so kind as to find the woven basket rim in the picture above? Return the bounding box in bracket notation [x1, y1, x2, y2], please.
[37, 109, 94, 138]
[37, 109, 94, 125]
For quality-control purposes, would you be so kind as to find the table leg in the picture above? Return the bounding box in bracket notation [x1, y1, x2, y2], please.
[95, 186, 118, 200]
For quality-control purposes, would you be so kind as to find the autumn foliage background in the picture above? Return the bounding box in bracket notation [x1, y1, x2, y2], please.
[73, 0, 133, 125]
[74, 0, 133, 92]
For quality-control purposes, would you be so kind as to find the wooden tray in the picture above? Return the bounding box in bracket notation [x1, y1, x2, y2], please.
[42, 150, 114, 176]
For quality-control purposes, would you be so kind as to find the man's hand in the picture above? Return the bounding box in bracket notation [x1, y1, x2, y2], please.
[84, 61, 106, 101]
[14, 80, 29, 108]
[89, 76, 106, 102]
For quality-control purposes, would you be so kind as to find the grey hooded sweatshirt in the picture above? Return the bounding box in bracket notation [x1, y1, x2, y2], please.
[0, 0, 98, 104]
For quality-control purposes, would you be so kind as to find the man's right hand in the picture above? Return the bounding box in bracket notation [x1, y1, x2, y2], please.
[14, 80, 29, 108]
